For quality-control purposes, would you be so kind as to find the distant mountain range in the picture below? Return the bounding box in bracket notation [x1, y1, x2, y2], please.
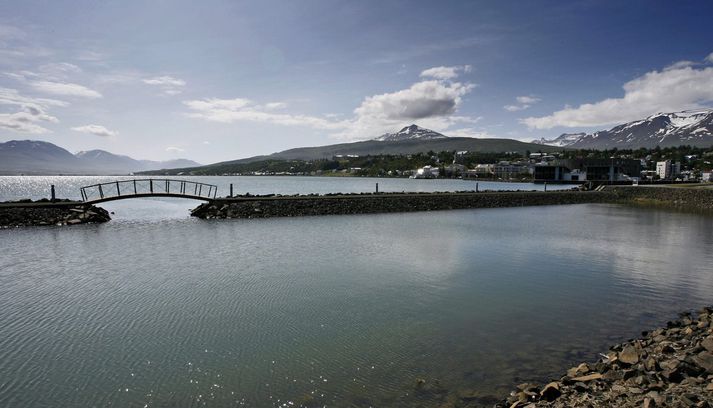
[533, 109, 713, 149]
[0, 140, 201, 175]
[141, 124, 563, 175]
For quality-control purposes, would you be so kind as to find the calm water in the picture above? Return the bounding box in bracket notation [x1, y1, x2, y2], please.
[1, 177, 713, 407]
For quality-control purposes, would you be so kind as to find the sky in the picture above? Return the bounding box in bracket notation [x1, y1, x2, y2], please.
[1, 0, 712, 163]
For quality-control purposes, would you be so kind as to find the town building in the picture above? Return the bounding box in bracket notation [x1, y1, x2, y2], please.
[412, 165, 440, 179]
[533, 158, 641, 182]
[656, 160, 681, 180]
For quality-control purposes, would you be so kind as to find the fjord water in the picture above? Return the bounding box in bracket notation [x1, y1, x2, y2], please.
[2, 177, 713, 407]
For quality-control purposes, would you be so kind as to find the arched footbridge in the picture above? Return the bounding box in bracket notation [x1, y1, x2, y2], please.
[80, 179, 218, 204]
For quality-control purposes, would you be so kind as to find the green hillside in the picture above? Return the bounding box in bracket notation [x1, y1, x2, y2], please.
[142, 137, 562, 175]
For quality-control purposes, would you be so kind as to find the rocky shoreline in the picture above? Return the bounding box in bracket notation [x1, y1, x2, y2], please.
[497, 307, 713, 408]
[0, 199, 111, 228]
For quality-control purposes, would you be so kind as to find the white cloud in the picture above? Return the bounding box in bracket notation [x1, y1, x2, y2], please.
[516, 95, 540, 104]
[184, 97, 345, 129]
[664, 60, 696, 71]
[504, 95, 540, 112]
[354, 80, 473, 121]
[706, 52, 713, 64]
[72, 124, 117, 137]
[0, 87, 67, 109]
[523, 63, 713, 129]
[143, 75, 186, 95]
[30, 80, 102, 98]
[445, 127, 495, 138]
[0, 110, 58, 134]
[420, 65, 472, 80]
[263, 102, 286, 110]
[143, 75, 186, 87]
[0, 87, 64, 134]
[166, 146, 185, 153]
[184, 68, 484, 140]
[39, 62, 81, 76]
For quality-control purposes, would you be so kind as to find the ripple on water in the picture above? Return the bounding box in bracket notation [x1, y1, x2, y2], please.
[1, 203, 713, 407]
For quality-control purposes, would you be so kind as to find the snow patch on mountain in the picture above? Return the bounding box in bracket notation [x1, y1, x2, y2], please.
[374, 125, 448, 142]
[532, 109, 713, 149]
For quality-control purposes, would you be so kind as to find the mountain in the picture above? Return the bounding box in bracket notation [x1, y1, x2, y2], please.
[373, 124, 448, 142]
[141, 125, 564, 175]
[0, 140, 200, 175]
[0, 140, 85, 175]
[532, 133, 586, 147]
[532, 109, 713, 149]
[75, 149, 202, 174]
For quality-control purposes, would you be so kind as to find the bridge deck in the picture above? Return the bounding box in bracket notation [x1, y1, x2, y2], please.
[80, 178, 218, 204]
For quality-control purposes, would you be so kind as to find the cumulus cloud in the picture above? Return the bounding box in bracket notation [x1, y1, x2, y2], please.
[420, 65, 472, 80]
[0, 87, 64, 134]
[504, 95, 541, 112]
[72, 124, 117, 137]
[30, 80, 102, 98]
[165, 146, 185, 153]
[355, 80, 473, 120]
[523, 63, 713, 129]
[0, 110, 58, 134]
[143, 75, 186, 95]
[184, 66, 484, 140]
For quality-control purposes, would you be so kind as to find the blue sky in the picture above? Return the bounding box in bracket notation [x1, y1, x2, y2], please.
[1, 0, 712, 163]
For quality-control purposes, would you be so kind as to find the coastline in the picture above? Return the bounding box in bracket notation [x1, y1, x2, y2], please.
[495, 307, 713, 408]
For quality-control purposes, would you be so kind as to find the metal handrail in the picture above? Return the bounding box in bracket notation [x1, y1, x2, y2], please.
[80, 179, 218, 203]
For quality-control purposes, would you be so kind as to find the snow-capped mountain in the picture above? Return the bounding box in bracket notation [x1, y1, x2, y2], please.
[532, 133, 586, 147]
[532, 109, 713, 149]
[374, 125, 448, 142]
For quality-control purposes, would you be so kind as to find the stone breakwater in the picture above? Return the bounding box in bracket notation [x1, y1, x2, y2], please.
[190, 190, 613, 219]
[0, 200, 111, 228]
[498, 307, 713, 408]
[608, 186, 713, 212]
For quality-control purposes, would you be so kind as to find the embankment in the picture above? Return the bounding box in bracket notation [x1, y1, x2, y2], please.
[0, 200, 111, 228]
[497, 307, 713, 408]
[608, 186, 713, 212]
[190, 190, 614, 219]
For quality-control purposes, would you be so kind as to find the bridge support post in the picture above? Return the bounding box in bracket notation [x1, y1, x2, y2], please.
[116, 181, 121, 196]
[375, 183, 378, 193]
[51, 185, 55, 202]
[230, 183, 233, 197]
[150, 179, 153, 194]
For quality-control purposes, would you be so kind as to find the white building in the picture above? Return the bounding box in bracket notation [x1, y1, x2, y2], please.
[656, 160, 681, 180]
[703, 172, 712, 182]
[413, 165, 440, 179]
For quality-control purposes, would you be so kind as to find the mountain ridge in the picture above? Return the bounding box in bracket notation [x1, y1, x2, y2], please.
[0, 140, 201, 175]
[533, 109, 713, 149]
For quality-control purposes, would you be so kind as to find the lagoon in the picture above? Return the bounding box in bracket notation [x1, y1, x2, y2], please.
[1, 177, 712, 407]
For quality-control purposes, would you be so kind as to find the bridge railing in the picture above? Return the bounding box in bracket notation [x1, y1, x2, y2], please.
[80, 179, 218, 202]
